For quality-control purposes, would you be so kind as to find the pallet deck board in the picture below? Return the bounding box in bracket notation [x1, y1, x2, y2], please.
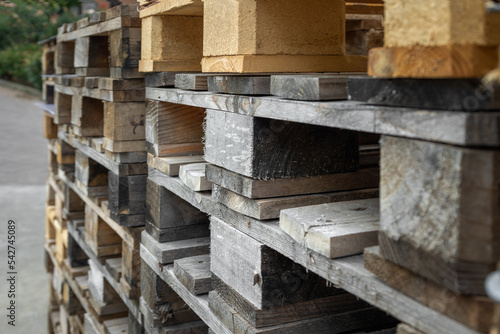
[146, 87, 500, 147]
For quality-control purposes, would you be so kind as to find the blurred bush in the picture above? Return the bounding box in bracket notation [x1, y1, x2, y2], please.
[0, 0, 82, 89]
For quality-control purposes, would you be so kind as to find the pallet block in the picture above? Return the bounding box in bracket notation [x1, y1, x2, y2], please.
[384, 0, 500, 48]
[107, 171, 147, 220]
[204, 109, 359, 179]
[368, 45, 499, 78]
[364, 246, 495, 333]
[121, 240, 141, 300]
[141, 260, 200, 326]
[202, 0, 366, 73]
[379, 135, 500, 295]
[140, 15, 203, 72]
[211, 216, 343, 310]
[104, 101, 145, 142]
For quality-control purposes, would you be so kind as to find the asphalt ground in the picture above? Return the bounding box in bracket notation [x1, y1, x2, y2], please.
[0, 84, 49, 333]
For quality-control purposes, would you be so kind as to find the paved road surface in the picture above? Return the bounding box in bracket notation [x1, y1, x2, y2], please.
[0, 85, 48, 333]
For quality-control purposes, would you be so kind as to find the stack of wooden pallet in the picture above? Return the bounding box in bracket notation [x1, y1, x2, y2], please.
[347, 1, 500, 333]
[41, 4, 149, 334]
[40, 0, 500, 333]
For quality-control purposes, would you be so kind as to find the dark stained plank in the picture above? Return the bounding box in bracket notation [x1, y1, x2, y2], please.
[348, 77, 500, 111]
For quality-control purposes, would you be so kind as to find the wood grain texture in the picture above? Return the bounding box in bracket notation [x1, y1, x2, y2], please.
[280, 199, 379, 258]
[364, 246, 495, 332]
[145, 72, 178, 88]
[121, 240, 141, 300]
[173, 254, 212, 295]
[202, 55, 367, 73]
[271, 75, 352, 101]
[149, 155, 205, 177]
[109, 28, 141, 68]
[107, 171, 147, 217]
[145, 221, 209, 243]
[208, 290, 395, 334]
[145, 100, 205, 156]
[211, 216, 342, 310]
[85, 205, 122, 257]
[102, 138, 145, 153]
[55, 92, 72, 124]
[211, 275, 370, 328]
[207, 76, 271, 95]
[368, 45, 499, 78]
[146, 177, 209, 229]
[104, 102, 145, 142]
[204, 109, 359, 179]
[179, 163, 212, 191]
[175, 73, 211, 90]
[380, 135, 500, 294]
[348, 77, 500, 110]
[146, 87, 500, 147]
[75, 150, 108, 188]
[141, 230, 210, 265]
[213, 184, 378, 220]
[206, 164, 379, 199]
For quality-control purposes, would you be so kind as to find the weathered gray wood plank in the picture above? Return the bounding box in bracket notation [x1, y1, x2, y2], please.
[141, 231, 209, 265]
[204, 109, 358, 179]
[207, 75, 271, 95]
[173, 254, 212, 295]
[205, 210, 479, 334]
[280, 199, 379, 258]
[208, 290, 395, 334]
[213, 184, 378, 220]
[211, 217, 341, 310]
[146, 87, 500, 147]
[140, 245, 234, 334]
[206, 164, 379, 199]
[271, 74, 353, 101]
[380, 135, 500, 295]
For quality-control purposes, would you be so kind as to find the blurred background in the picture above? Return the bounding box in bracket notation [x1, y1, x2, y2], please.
[0, 1, 135, 333]
[0, 0, 136, 90]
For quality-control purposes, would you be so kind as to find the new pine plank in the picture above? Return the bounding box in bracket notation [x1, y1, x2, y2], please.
[279, 199, 379, 258]
[368, 45, 499, 78]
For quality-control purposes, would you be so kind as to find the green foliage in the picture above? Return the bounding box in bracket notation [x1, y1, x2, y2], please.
[0, 44, 43, 89]
[0, 1, 82, 88]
